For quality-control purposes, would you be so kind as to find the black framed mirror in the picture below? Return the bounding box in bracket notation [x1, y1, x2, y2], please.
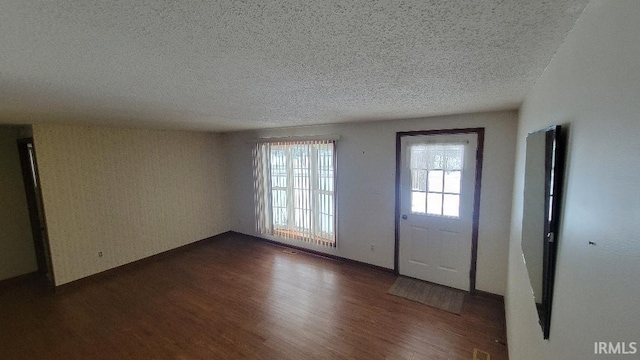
[521, 125, 565, 339]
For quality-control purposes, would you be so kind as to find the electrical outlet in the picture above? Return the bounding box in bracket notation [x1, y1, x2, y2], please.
[98, 251, 103, 258]
[370, 244, 375, 252]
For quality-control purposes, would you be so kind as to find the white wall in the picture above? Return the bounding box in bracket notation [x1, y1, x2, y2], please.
[33, 124, 229, 285]
[506, 1, 640, 358]
[0, 126, 37, 280]
[225, 111, 517, 295]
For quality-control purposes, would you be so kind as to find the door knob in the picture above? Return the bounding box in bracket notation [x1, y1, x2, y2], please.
[402, 214, 408, 220]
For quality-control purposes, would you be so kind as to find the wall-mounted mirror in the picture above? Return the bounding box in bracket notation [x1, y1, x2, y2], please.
[521, 125, 565, 339]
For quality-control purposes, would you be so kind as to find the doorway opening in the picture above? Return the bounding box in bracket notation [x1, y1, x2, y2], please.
[17, 137, 54, 285]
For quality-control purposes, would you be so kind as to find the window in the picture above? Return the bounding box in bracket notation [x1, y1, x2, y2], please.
[409, 143, 464, 217]
[253, 140, 336, 247]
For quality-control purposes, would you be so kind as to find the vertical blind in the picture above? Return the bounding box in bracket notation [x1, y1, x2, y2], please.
[253, 140, 336, 247]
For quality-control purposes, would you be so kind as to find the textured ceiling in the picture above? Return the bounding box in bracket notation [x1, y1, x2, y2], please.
[0, 0, 588, 131]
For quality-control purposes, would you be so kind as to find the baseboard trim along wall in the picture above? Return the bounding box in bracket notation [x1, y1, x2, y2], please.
[239, 232, 508, 298]
[473, 289, 505, 301]
[236, 231, 396, 275]
[52, 230, 508, 299]
[55, 231, 233, 293]
[0, 271, 40, 292]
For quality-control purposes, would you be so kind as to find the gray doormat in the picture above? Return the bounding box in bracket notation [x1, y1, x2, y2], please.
[388, 276, 465, 315]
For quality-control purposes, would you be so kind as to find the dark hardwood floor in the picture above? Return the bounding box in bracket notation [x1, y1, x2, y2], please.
[0, 232, 508, 359]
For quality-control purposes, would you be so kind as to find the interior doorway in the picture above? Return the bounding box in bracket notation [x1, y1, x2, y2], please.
[17, 138, 54, 284]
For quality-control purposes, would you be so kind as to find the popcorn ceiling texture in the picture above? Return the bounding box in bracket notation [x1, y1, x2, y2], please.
[0, 1, 588, 131]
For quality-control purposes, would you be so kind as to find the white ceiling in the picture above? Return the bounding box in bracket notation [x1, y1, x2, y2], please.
[0, 0, 588, 132]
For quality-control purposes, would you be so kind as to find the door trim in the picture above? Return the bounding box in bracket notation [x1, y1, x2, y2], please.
[17, 137, 55, 286]
[394, 128, 485, 293]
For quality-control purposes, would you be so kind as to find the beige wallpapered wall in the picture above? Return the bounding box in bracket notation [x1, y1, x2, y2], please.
[33, 124, 229, 285]
[0, 126, 37, 280]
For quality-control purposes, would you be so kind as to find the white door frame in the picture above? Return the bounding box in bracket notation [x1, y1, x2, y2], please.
[394, 128, 484, 293]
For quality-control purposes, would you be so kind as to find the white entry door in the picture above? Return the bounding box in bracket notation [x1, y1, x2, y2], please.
[398, 133, 478, 291]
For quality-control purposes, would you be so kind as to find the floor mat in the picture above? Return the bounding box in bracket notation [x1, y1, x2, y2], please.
[388, 276, 465, 315]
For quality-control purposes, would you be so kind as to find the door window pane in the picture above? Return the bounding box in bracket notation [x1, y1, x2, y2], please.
[444, 146, 464, 170]
[410, 146, 427, 169]
[443, 170, 461, 194]
[411, 169, 427, 191]
[426, 193, 442, 215]
[443, 194, 460, 217]
[428, 170, 443, 192]
[412, 191, 426, 213]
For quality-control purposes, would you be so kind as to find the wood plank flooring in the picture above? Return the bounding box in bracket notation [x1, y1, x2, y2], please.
[0, 232, 508, 359]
